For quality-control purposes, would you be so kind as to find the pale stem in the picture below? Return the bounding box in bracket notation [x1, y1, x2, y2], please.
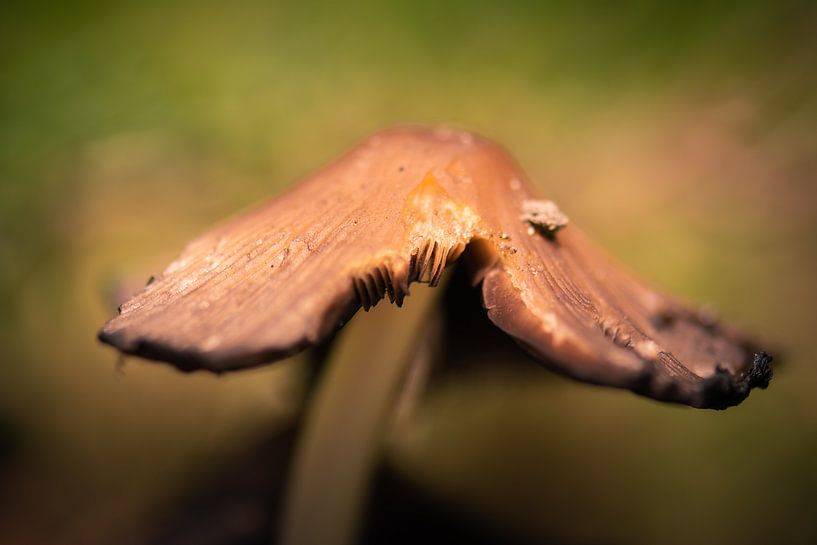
[278, 282, 443, 545]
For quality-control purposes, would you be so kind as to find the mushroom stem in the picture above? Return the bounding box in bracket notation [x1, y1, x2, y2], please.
[278, 282, 444, 545]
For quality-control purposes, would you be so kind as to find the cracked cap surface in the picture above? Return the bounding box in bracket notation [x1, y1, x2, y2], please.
[99, 127, 772, 409]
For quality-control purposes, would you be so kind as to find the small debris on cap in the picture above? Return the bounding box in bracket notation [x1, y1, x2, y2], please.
[521, 199, 569, 236]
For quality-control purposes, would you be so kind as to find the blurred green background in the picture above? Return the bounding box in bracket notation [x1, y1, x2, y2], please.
[1, 1, 816, 544]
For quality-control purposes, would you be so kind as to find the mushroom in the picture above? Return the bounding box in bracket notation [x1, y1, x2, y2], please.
[98, 127, 773, 545]
[99, 127, 772, 407]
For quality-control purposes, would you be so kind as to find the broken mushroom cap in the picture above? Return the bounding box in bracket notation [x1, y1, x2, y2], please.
[99, 127, 772, 409]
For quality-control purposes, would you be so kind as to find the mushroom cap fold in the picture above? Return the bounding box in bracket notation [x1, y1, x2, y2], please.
[99, 127, 771, 408]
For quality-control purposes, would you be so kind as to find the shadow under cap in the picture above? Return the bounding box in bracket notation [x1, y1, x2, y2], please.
[99, 126, 773, 409]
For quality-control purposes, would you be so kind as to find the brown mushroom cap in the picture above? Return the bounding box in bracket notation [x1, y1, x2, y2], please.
[99, 127, 772, 409]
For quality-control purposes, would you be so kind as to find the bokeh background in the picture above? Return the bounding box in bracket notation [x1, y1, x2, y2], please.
[1, 1, 816, 544]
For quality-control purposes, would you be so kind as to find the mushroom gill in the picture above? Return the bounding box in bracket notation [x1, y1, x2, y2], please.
[98, 127, 772, 409]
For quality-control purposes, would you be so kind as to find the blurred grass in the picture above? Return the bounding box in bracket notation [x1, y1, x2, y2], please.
[1, 0, 816, 544]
